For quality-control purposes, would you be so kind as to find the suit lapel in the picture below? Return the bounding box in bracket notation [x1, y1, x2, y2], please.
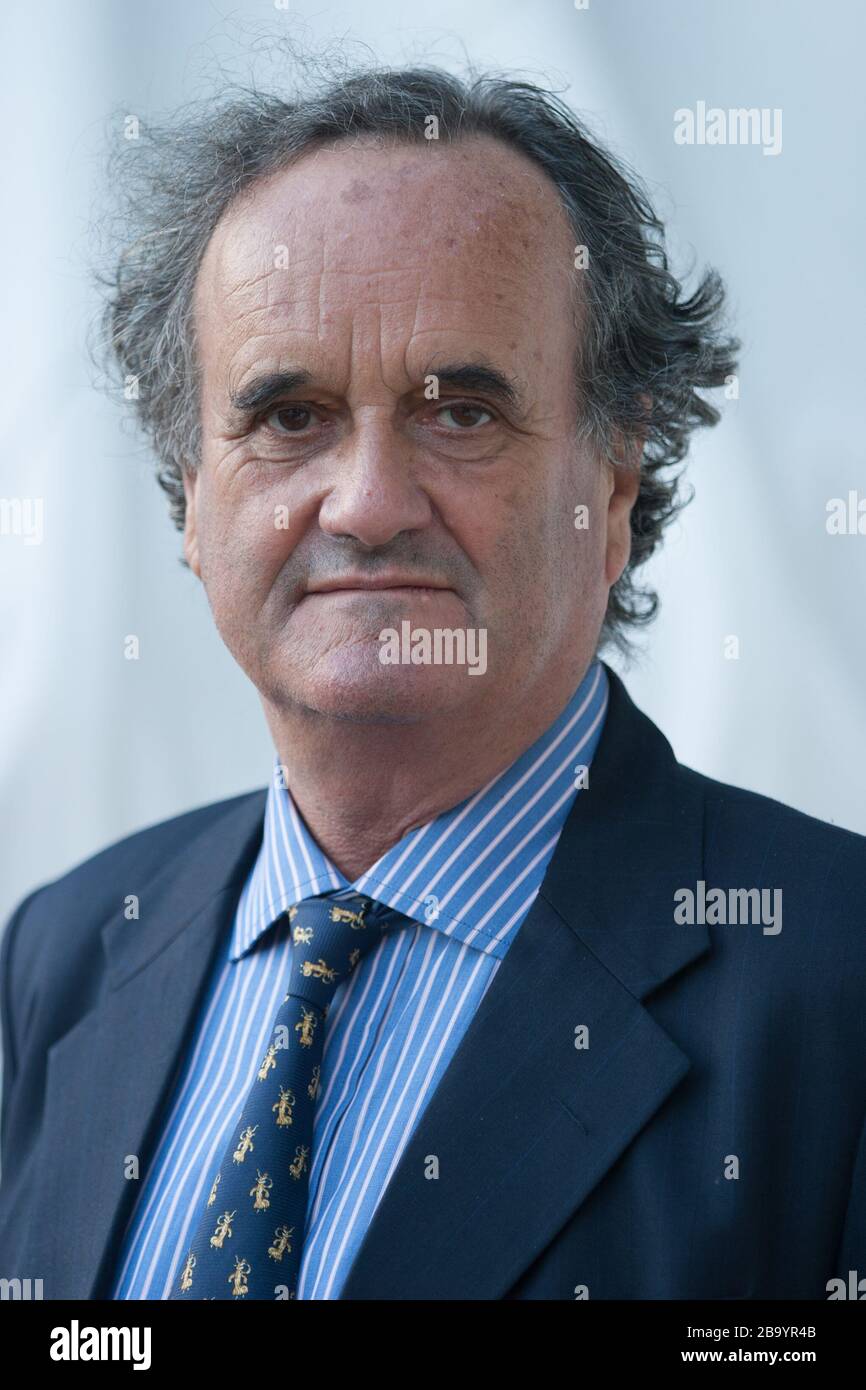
[29, 791, 267, 1299]
[340, 667, 711, 1299]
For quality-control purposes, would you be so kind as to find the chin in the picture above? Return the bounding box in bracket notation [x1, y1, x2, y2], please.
[269, 646, 482, 724]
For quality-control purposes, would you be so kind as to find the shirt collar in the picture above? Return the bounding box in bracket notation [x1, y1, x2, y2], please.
[232, 659, 609, 962]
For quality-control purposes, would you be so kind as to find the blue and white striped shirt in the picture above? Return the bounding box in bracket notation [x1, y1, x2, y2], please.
[112, 659, 608, 1299]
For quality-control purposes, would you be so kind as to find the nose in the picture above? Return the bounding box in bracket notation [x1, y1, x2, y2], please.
[317, 412, 433, 547]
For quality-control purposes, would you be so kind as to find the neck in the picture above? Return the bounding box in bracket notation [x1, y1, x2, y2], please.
[262, 661, 593, 880]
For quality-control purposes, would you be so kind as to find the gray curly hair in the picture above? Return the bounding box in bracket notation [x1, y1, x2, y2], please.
[98, 57, 739, 650]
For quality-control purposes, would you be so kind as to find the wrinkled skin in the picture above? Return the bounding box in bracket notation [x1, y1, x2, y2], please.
[183, 134, 640, 876]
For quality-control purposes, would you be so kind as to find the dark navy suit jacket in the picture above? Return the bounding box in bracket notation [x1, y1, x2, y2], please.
[1, 668, 865, 1299]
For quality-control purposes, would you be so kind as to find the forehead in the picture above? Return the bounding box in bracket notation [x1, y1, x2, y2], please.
[193, 134, 579, 383]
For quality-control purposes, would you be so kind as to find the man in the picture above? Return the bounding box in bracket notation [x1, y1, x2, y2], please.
[1, 63, 864, 1302]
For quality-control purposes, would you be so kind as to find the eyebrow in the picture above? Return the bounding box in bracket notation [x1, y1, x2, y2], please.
[229, 371, 314, 417]
[226, 359, 524, 421]
[423, 361, 522, 411]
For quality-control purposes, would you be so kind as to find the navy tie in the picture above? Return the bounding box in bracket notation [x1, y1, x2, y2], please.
[170, 893, 401, 1299]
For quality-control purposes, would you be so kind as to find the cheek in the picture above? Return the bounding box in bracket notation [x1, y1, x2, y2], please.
[498, 475, 576, 589]
[195, 471, 302, 610]
[485, 467, 604, 635]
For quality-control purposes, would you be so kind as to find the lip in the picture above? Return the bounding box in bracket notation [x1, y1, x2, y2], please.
[304, 577, 455, 596]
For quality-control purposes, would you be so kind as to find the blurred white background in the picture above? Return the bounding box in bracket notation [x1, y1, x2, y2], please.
[1, 0, 863, 929]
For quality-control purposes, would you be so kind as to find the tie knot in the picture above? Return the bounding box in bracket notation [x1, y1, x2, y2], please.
[284, 893, 394, 1010]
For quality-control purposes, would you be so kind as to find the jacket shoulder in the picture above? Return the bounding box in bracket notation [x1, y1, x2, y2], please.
[678, 758, 864, 838]
[676, 759, 866, 876]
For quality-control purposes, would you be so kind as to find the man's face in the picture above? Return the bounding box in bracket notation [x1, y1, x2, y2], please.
[185, 134, 634, 725]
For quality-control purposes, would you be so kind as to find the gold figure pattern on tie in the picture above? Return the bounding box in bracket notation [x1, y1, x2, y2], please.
[229, 1256, 251, 1297]
[292, 923, 313, 944]
[232, 1123, 258, 1163]
[329, 903, 368, 928]
[206, 1172, 220, 1207]
[250, 1170, 273, 1210]
[257, 1042, 279, 1079]
[300, 957, 338, 983]
[268, 1225, 294, 1261]
[210, 1210, 236, 1249]
[272, 1085, 296, 1127]
[289, 1145, 309, 1180]
[307, 1064, 321, 1101]
[295, 1007, 317, 1047]
[179, 1252, 196, 1291]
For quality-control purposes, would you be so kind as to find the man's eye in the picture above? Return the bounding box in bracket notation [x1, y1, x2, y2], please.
[264, 404, 315, 434]
[436, 403, 493, 429]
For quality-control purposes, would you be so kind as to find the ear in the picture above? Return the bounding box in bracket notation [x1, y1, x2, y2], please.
[181, 466, 202, 578]
[604, 398, 649, 587]
[604, 460, 640, 587]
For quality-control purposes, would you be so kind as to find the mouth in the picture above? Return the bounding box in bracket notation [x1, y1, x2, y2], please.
[303, 578, 456, 599]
